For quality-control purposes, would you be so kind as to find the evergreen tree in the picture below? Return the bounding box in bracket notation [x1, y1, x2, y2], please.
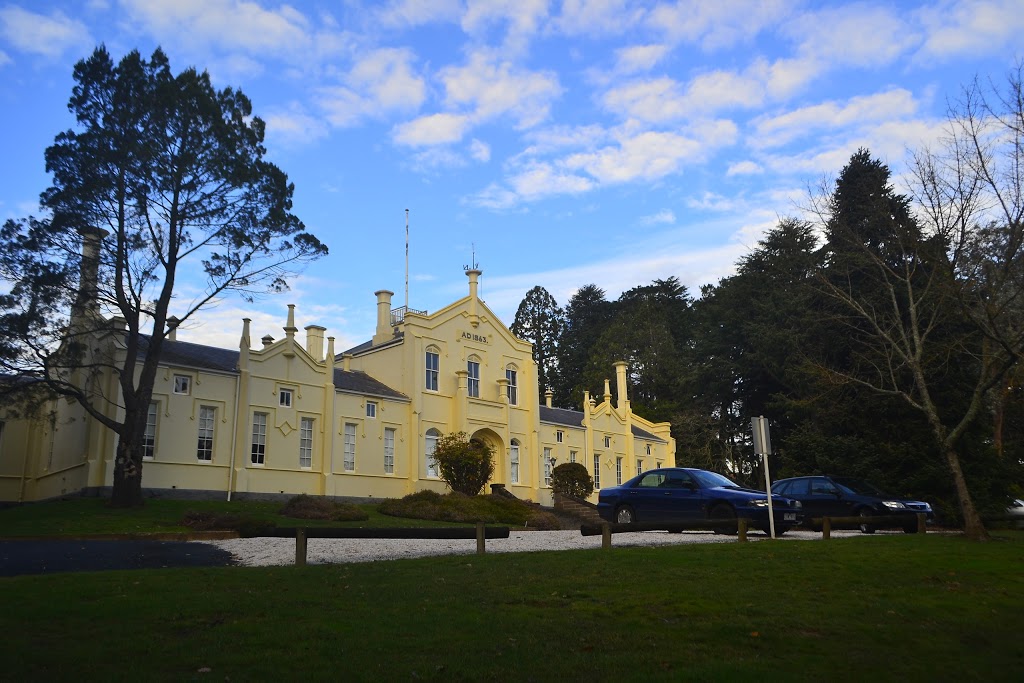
[510, 286, 563, 398]
[553, 284, 612, 407]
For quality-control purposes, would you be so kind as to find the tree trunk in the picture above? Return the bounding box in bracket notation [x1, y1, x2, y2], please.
[944, 445, 988, 541]
[110, 410, 146, 508]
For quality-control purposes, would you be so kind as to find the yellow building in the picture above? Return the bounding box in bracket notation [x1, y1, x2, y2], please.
[0, 269, 675, 505]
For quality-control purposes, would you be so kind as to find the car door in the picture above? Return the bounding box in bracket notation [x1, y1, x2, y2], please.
[660, 470, 704, 522]
[804, 477, 843, 519]
[623, 472, 670, 522]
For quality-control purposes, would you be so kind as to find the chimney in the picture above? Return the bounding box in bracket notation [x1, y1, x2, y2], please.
[545, 389, 553, 408]
[71, 227, 108, 325]
[166, 316, 180, 342]
[284, 304, 297, 339]
[466, 270, 482, 327]
[262, 334, 275, 347]
[614, 361, 628, 411]
[373, 290, 394, 345]
[603, 378, 611, 404]
[305, 325, 326, 361]
[342, 353, 352, 372]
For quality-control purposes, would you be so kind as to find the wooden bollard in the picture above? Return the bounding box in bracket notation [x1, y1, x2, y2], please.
[738, 518, 747, 542]
[822, 517, 831, 540]
[602, 522, 611, 549]
[296, 527, 307, 566]
[476, 522, 486, 555]
[917, 513, 926, 534]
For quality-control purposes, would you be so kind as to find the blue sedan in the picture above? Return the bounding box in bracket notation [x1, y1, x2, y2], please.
[597, 467, 804, 535]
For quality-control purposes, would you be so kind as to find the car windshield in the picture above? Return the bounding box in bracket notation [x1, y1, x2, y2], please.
[831, 477, 888, 497]
[689, 470, 741, 489]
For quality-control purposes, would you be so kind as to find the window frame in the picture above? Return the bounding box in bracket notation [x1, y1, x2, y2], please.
[425, 348, 440, 392]
[510, 439, 520, 484]
[142, 402, 158, 460]
[173, 374, 191, 395]
[197, 405, 215, 462]
[366, 401, 377, 418]
[343, 423, 357, 472]
[593, 454, 601, 490]
[251, 412, 267, 465]
[467, 358, 480, 398]
[604, 435, 611, 448]
[505, 366, 518, 405]
[569, 450, 577, 464]
[425, 429, 440, 478]
[384, 427, 396, 474]
[279, 388, 293, 408]
[543, 447, 552, 487]
[556, 430, 563, 443]
[616, 457, 623, 485]
[299, 417, 314, 469]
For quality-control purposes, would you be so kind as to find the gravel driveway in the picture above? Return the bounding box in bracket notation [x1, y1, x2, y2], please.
[207, 528, 865, 567]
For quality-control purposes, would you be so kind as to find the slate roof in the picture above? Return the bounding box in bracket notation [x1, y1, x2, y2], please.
[333, 369, 408, 401]
[539, 405, 666, 442]
[137, 335, 406, 400]
[139, 336, 240, 373]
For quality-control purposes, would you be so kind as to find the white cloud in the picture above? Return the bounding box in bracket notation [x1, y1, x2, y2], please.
[612, 43, 670, 74]
[0, 49, 10, 66]
[469, 138, 491, 162]
[686, 191, 739, 212]
[640, 209, 676, 225]
[603, 69, 765, 123]
[647, 0, 790, 50]
[551, 0, 644, 37]
[727, 160, 763, 176]
[263, 105, 331, 147]
[375, 0, 463, 28]
[752, 89, 920, 149]
[785, 4, 920, 70]
[119, 0, 313, 57]
[318, 47, 426, 127]
[461, 0, 548, 54]
[439, 51, 562, 128]
[0, 5, 91, 59]
[393, 113, 472, 146]
[508, 161, 595, 200]
[563, 131, 705, 184]
[916, 0, 1024, 60]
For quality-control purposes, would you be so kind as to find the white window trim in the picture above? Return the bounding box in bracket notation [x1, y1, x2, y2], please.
[279, 388, 293, 408]
[425, 429, 440, 478]
[251, 412, 267, 466]
[366, 401, 377, 418]
[425, 349, 440, 392]
[173, 374, 191, 395]
[510, 440, 520, 484]
[197, 405, 215, 462]
[467, 359, 480, 398]
[143, 402, 158, 460]
[343, 423, 357, 472]
[299, 417, 314, 469]
[384, 427, 396, 474]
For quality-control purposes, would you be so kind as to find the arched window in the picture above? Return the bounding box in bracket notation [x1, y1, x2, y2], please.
[505, 364, 518, 405]
[510, 439, 520, 484]
[425, 346, 439, 391]
[425, 429, 440, 478]
[467, 355, 481, 398]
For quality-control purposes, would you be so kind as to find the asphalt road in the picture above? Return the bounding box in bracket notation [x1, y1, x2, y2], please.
[0, 539, 237, 577]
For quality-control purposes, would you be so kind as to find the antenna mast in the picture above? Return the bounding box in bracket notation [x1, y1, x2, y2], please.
[405, 209, 409, 311]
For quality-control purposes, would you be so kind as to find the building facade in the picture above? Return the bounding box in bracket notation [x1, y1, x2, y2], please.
[0, 270, 675, 505]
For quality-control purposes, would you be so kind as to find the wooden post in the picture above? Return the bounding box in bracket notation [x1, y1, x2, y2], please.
[737, 518, 747, 542]
[822, 517, 831, 541]
[602, 522, 611, 549]
[476, 522, 486, 555]
[296, 528, 307, 566]
[917, 512, 926, 534]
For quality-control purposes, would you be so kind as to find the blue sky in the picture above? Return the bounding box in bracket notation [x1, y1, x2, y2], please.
[1, 0, 1021, 351]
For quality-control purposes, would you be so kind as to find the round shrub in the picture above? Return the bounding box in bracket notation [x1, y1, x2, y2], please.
[279, 494, 369, 522]
[431, 432, 495, 496]
[550, 462, 594, 499]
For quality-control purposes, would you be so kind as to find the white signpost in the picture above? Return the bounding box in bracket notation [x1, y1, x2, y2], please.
[751, 416, 776, 538]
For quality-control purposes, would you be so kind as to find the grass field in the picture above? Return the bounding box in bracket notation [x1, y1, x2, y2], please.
[1, 498, 1022, 681]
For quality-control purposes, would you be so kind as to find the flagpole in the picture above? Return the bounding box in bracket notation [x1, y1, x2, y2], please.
[405, 208, 409, 311]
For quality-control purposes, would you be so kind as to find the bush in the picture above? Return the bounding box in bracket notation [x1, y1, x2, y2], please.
[279, 494, 369, 522]
[550, 462, 594, 498]
[431, 432, 495, 495]
[379, 490, 553, 527]
[525, 511, 563, 530]
[180, 510, 271, 536]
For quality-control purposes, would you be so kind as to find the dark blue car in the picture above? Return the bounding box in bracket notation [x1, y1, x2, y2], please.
[771, 475, 934, 533]
[597, 467, 804, 535]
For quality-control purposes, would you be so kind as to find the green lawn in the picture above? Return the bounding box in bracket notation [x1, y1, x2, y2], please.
[1, 530, 1022, 681]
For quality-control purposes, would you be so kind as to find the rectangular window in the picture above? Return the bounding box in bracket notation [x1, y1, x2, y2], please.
[616, 457, 623, 485]
[556, 430, 563, 443]
[299, 417, 313, 468]
[510, 442, 520, 484]
[366, 402, 377, 418]
[251, 412, 267, 465]
[343, 423, 356, 472]
[604, 435, 611, 448]
[506, 368, 517, 405]
[173, 374, 191, 395]
[468, 360, 480, 398]
[425, 350, 439, 391]
[142, 402, 158, 459]
[646, 443, 652, 455]
[637, 459, 643, 475]
[279, 388, 293, 407]
[593, 454, 601, 490]
[426, 432, 439, 478]
[384, 428, 395, 474]
[570, 450, 577, 464]
[543, 447, 552, 487]
[197, 406, 215, 461]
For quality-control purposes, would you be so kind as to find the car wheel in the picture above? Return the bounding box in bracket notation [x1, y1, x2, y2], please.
[710, 503, 736, 535]
[615, 505, 636, 525]
[858, 508, 876, 534]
